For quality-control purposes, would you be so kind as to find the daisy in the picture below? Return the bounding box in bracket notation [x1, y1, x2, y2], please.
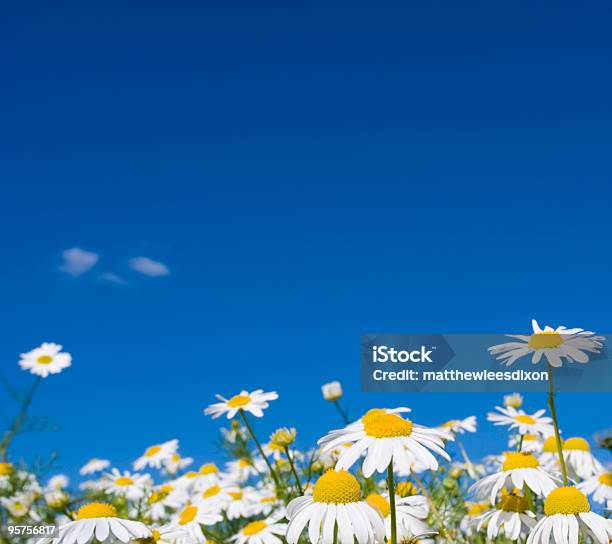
[285, 470, 385, 544]
[134, 439, 178, 470]
[366, 493, 435, 540]
[102, 468, 152, 501]
[318, 408, 451, 477]
[163, 452, 193, 475]
[321, 381, 343, 401]
[46, 474, 69, 490]
[149, 524, 189, 544]
[230, 516, 287, 544]
[504, 393, 524, 409]
[18, 342, 71, 377]
[489, 319, 604, 367]
[562, 437, 604, 480]
[527, 486, 612, 544]
[487, 406, 554, 436]
[204, 389, 279, 419]
[170, 503, 223, 543]
[225, 486, 261, 520]
[146, 484, 188, 522]
[475, 490, 536, 541]
[579, 471, 612, 505]
[226, 457, 263, 481]
[37, 502, 150, 544]
[439, 416, 477, 435]
[80, 458, 110, 475]
[469, 452, 558, 504]
[509, 434, 543, 454]
[194, 483, 242, 513]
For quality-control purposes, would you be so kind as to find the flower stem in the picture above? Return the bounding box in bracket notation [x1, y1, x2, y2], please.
[238, 410, 281, 489]
[0, 376, 42, 461]
[546, 363, 568, 486]
[387, 462, 397, 544]
[332, 400, 349, 424]
[412, 470, 455, 544]
[283, 445, 304, 495]
[516, 433, 524, 453]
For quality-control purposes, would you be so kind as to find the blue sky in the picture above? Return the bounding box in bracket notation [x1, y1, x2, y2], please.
[1, 1, 611, 482]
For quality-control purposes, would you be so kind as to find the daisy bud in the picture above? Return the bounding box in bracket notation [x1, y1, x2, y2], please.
[0, 462, 14, 476]
[321, 381, 342, 401]
[270, 427, 297, 448]
[503, 393, 523, 409]
[396, 481, 418, 497]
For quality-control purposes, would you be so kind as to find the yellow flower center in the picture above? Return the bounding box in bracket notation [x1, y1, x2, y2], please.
[260, 496, 276, 503]
[362, 409, 387, 425]
[199, 463, 219, 474]
[76, 502, 117, 519]
[597, 473, 612, 486]
[467, 502, 489, 516]
[528, 331, 564, 349]
[514, 415, 536, 425]
[202, 485, 221, 498]
[227, 395, 251, 407]
[523, 434, 537, 441]
[563, 437, 590, 451]
[152, 529, 161, 542]
[502, 452, 539, 471]
[396, 481, 418, 497]
[364, 413, 413, 438]
[115, 477, 134, 486]
[243, 521, 267, 536]
[171, 453, 181, 462]
[497, 493, 530, 513]
[185, 471, 198, 478]
[544, 487, 590, 515]
[37, 355, 53, 365]
[313, 470, 361, 504]
[442, 420, 459, 428]
[145, 445, 162, 457]
[179, 505, 198, 525]
[0, 463, 14, 476]
[229, 491, 243, 500]
[161, 484, 173, 493]
[238, 459, 252, 467]
[543, 436, 561, 452]
[366, 493, 391, 517]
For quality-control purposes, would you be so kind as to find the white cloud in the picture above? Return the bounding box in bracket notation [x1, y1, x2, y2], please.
[99, 273, 128, 285]
[60, 248, 99, 276]
[128, 256, 170, 277]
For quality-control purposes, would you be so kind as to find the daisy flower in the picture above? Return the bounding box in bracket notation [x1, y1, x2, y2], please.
[226, 457, 264, 481]
[149, 524, 189, 544]
[230, 517, 287, 544]
[439, 416, 477, 435]
[318, 408, 451, 477]
[194, 483, 242, 513]
[475, 490, 536, 541]
[489, 319, 604, 367]
[204, 389, 279, 419]
[579, 471, 612, 505]
[80, 458, 110, 475]
[18, 342, 71, 377]
[562, 437, 604, 480]
[487, 406, 554, 436]
[163, 452, 193, 475]
[527, 486, 612, 544]
[504, 393, 524, 409]
[509, 434, 543, 454]
[285, 470, 385, 544]
[366, 493, 435, 540]
[102, 468, 152, 501]
[321, 381, 343, 401]
[469, 452, 558, 504]
[225, 486, 261, 520]
[134, 439, 178, 470]
[46, 474, 69, 490]
[38, 502, 150, 544]
[171, 503, 223, 543]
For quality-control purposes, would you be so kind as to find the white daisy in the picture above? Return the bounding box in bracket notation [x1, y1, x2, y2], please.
[134, 439, 178, 470]
[18, 342, 71, 378]
[204, 389, 279, 419]
[225, 486, 261, 520]
[504, 393, 524, 409]
[578, 471, 612, 505]
[80, 458, 110, 475]
[194, 482, 242, 513]
[366, 493, 436, 540]
[527, 486, 612, 544]
[285, 470, 385, 544]
[509, 433, 543, 454]
[439, 416, 477, 435]
[230, 517, 287, 544]
[37, 502, 150, 544]
[475, 491, 536, 541]
[149, 524, 189, 544]
[318, 408, 451, 477]
[562, 437, 604, 480]
[226, 457, 264, 481]
[163, 452, 193, 475]
[487, 406, 554, 436]
[102, 468, 152, 501]
[170, 503, 223, 543]
[46, 474, 69, 490]
[469, 452, 558, 504]
[321, 381, 343, 401]
[489, 319, 605, 367]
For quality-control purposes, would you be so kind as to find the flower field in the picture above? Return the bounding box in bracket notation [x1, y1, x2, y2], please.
[1, 322, 611, 544]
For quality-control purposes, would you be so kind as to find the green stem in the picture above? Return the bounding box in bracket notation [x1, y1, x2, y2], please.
[516, 433, 524, 453]
[387, 461, 397, 544]
[239, 410, 281, 489]
[547, 364, 568, 486]
[0, 377, 42, 461]
[284, 445, 304, 495]
[456, 438, 476, 476]
[333, 400, 349, 424]
[412, 470, 455, 544]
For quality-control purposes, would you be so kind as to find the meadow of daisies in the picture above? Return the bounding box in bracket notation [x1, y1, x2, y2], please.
[1, 321, 611, 544]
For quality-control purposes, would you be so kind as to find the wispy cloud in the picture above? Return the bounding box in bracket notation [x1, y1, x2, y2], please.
[99, 273, 128, 286]
[60, 248, 99, 276]
[128, 256, 170, 277]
